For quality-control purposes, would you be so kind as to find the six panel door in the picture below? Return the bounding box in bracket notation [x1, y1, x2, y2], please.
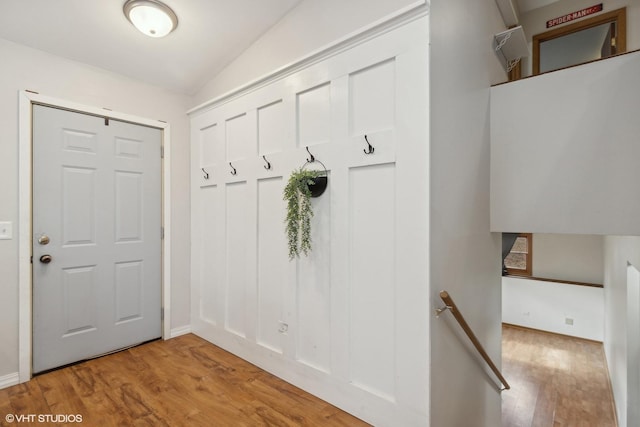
[32, 105, 162, 373]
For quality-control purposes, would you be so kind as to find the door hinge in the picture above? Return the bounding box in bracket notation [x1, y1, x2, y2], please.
[104, 117, 110, 126]
[161, 146, 164, 158]
[30, 256, 33, 264]
[161, 308, 165, 321]
[161, 227, 165, 239]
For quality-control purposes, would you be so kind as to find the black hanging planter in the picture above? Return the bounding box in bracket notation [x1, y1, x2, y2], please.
[284, 148, 329, 260]
[308, 176, 327, 198]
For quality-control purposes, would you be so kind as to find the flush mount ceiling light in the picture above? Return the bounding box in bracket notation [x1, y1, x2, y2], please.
[123, 0, 178, 38]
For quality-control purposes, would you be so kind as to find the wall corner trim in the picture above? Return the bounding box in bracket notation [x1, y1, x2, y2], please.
[187, 1, 429, 116]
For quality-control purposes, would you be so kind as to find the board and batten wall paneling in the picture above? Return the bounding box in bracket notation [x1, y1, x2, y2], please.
[199, 185, 218, 325]
[226, 113, 253, 162]
[225, 181, 249, 338]
[348, 163, 396, 400]
[256, 177, 287, 354]
[200, 124, 219, 167]
[297, 83, 332, 147]
[349, 59, 395, 135]
[257, 100, 285, 156]
[190, 16, 429, 426]
[296, 188, 332, 373]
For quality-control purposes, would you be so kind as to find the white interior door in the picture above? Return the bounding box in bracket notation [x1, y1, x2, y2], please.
[32, 104, 162, 373]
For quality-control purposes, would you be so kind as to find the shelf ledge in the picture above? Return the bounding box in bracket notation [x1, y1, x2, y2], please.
[495, 25, 529, 71]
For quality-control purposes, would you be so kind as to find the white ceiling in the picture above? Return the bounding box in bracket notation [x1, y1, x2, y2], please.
[0, 0, 303, 95]
[516, 0, 560, 14]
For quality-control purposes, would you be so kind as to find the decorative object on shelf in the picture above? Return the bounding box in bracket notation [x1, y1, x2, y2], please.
[229, 162, 237, 175]
[283, 148, 328, 259]
[201, 168, 209, 180]
[494, 25, 529, 73]
[363, 134, 375, 154]
[263, 155, 272, 170]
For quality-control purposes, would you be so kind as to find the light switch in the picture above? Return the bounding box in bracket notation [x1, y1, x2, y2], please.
[0, 222, 13, 240]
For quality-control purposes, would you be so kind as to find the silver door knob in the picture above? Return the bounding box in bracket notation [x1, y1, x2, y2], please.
[38, 234, 50, 245]
[39, 255, 53, 264]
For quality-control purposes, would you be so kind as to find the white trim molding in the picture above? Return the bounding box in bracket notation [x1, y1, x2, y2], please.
[0, 372, 20, 390]
[170, 325, 192, 338]
[18, 91, 172, 383]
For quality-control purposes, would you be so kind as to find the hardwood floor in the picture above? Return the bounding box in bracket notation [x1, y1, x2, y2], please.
[502, 324, 617, 427]
[0, 334, 369, 426]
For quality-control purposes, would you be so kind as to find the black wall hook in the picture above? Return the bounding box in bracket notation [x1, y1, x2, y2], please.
[263, 155, 272, 170]
[363, 135, 375, 154]
[305, 146, 315, 163]
[201, 168, 209, 180]
[229, 162, 237, 175]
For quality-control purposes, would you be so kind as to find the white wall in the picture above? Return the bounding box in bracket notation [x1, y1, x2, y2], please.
[192, 0, 425, 105]
[502, 276, 604, 340]
[491, 50, 640, 236]
[604, 236, 640, 427]
[533, 234, 604, 284]
[519, 0, 640, 76]
[429, 0, 506, 425]
[0, 38, 192, 380]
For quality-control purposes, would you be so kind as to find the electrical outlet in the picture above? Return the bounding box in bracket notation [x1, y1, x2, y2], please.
[278, 321, 289, 334]
[0, 222, 12, 240]
[565, 317, 574, 326]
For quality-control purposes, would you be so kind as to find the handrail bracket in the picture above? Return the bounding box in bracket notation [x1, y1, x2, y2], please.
[435, 305, 452, 317]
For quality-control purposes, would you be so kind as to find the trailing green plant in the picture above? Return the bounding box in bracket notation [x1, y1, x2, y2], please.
[283, 167, 321, 259]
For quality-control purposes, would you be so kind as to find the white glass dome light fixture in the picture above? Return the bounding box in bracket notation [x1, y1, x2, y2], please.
[123, 0, 178, 38]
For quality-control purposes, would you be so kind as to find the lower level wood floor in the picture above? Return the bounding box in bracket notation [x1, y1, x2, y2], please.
[0, 334, 369, 426]
[502, 324, 617, 427]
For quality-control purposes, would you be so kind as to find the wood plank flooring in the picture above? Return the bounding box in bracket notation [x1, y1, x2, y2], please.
[501, 324, 617, 427]
[0, 334, 369, 427]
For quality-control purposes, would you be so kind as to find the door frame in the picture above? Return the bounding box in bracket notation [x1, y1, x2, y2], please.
[532, 7, 626, 75]
[18, 91, 172, 382]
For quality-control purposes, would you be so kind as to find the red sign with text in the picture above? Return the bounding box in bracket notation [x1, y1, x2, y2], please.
[546, 4, 603, 28]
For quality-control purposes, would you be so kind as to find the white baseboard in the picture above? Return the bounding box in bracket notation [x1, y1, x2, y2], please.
[169, 325, 192, 338]
[0, 372, 20, 390]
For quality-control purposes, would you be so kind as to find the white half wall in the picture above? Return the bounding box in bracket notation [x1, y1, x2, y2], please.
[502, 276, 604, 341]
[0, 38, 191, 380]
[491, 50, 640, 235]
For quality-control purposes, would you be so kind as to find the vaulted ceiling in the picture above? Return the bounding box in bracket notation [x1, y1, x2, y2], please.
[0, 0, 303, 95]
[517, 0, 560, 14]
